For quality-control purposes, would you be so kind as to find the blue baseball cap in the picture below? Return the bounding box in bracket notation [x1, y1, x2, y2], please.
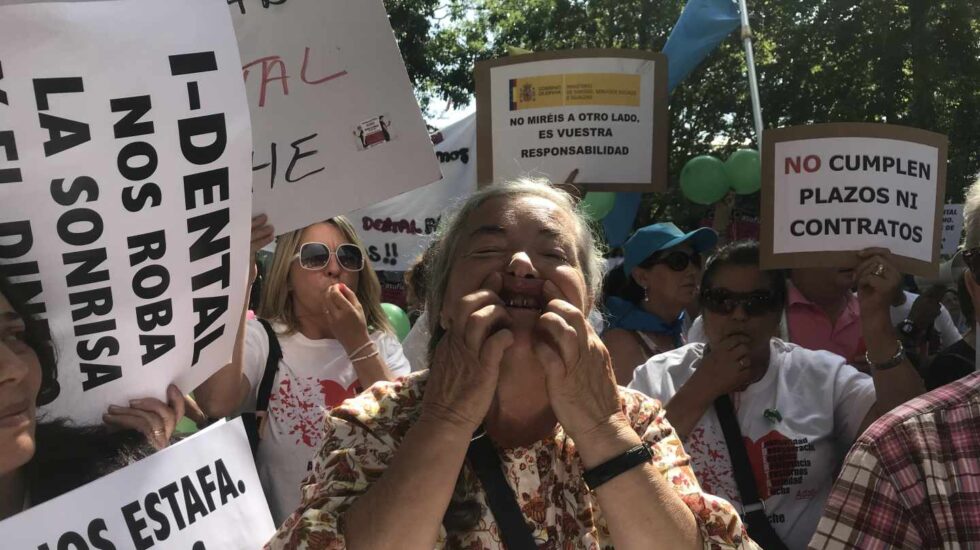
[622, 223, 719, 275]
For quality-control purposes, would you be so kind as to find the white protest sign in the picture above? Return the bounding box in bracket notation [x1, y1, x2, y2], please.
[761, 124, 947, 277]
[0, 418, 276, 550]
[230, 0, 442, 236]
[352, 113, 477, 270]
[941, 204, 964, 257]
[474, 50, 668, 191]
[0, 0, 252, 423]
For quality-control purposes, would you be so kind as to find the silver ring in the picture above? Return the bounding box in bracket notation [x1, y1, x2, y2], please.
[152, 428, 164, 437]
[873, 263, 886, 278]
[739, 358, 749, 368]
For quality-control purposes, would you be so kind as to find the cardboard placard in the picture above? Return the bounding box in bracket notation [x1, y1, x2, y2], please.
[0, 419, 276, 550]
[474, 49, 668, 192]
[352, 113, 477, 270]
[0, 0, 252, 424]
[761, 123, 948, 277]
[231, 0, 442, 236]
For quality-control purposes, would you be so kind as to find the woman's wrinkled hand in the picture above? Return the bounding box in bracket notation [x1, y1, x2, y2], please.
[103, 384, 185, 450]
[423, 273, 514, 436]
[533, 281, 620, 442]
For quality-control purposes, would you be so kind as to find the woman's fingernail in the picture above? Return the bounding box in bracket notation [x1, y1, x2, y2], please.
[107, 405, 120, 413]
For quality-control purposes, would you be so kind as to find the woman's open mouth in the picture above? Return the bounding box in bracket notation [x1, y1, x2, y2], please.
[499, 278, 546, 312]
[500, 290, 544, 311]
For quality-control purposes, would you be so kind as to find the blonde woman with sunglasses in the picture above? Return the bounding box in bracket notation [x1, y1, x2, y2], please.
[195, 215, 411, 523]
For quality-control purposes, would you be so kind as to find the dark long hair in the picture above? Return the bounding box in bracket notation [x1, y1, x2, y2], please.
[0, 274, 157, 505]
[0, 275, 59, 405]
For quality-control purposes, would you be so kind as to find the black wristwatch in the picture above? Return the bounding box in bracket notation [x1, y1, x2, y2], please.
[582, 443, 653, 491]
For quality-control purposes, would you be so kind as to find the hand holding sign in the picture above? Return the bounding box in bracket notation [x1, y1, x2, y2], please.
[854, 248, 903, 321]
[249, 215, 275, 284]
[103, 384, 185, 450]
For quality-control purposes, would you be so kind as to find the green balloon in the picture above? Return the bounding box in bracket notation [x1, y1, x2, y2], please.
[580, 192, 616, 221]
[725, 149, 761, 195]
[680, 155, 728, 205]
[381, 303, 411, 342]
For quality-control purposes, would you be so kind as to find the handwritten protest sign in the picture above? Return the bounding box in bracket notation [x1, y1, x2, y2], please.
[352, 113, 477, 270]
[0, 418, 276, 550]
[0, 0, 252, 423]
[761, 123, 948, 277]
[941, 204, 964, 257]
[474, 49, 668, 191]
[230, 0, 442, 235]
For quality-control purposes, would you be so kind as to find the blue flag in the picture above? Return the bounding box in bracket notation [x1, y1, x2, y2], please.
[603, 0, 740, 247]
[663, 0, 741, 92]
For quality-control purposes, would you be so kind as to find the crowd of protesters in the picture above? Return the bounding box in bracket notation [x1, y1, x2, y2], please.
[5, 175, 980, 549]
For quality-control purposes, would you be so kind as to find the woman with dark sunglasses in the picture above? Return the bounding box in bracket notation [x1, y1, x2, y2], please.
[194, 215, 411, 524]
[629, 240, 925, 549]
[602, 223, 718, 384]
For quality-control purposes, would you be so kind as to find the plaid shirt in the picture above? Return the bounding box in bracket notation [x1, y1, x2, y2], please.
[809, 372, 980, 549]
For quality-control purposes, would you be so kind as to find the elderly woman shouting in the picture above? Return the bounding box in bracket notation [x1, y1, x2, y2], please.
[267, 180, 755, 550]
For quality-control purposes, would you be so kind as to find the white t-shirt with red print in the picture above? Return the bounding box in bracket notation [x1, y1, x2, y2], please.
[241, 319, 411, 524]
[629, 339, 875, 550]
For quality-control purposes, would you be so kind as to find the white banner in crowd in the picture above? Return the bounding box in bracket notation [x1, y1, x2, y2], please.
[474, 50, 668, 191]
[0, 418, 276, 549]
[762, 124, 948, 277]
[231, 0, 442, 235]
[941, 204, 965, 257]
[0, 0, 252, 423]
[352, 114, 478, 270]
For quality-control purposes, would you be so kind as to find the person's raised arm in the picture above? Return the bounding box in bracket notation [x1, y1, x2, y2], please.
[855, 249, 927, 432]
[340, 281, 514, 549]
[194, 215, 274, 419]
[535, 282, 719, 550]
[323, 283, 396, 389]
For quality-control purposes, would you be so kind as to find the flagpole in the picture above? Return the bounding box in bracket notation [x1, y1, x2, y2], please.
[738, 0, 764, 148]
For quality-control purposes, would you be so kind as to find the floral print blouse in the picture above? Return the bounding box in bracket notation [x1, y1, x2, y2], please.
[266, 371, 756, 550]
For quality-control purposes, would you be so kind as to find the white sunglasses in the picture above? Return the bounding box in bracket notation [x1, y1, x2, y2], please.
[291, 242, 365, 272]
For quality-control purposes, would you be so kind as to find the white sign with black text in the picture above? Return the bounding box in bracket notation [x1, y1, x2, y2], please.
[0, 419, 275, 550]
[231, 0, 442, 235]
[0, 0, 252, 423]
[941, 204, 964, 257]
[352, 114, 477, 270]
[763, 124, 947, 276]
[475, 50, 668, 191]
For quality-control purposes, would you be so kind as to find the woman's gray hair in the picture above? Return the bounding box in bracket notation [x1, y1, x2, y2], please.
[964, 175, 980, 249]
[425, 179, 606, 353]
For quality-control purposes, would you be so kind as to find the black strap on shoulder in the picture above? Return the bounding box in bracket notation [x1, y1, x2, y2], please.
[243, 318, 283, 455]
[713, 394, 789, 550]
[465, 430, 537, 550]
[255, 318, 283, 412]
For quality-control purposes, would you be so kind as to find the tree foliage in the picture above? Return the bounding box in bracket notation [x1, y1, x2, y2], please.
[388, 0, 980, 229]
